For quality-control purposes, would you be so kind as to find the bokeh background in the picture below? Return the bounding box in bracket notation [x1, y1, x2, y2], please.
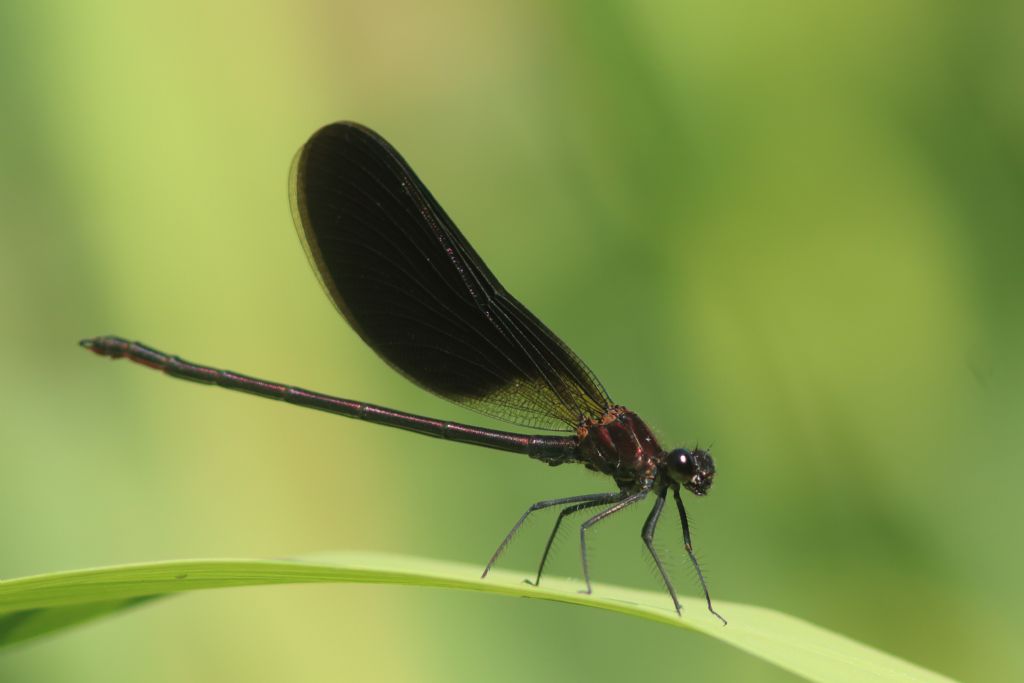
[2, 1, 1021, 681]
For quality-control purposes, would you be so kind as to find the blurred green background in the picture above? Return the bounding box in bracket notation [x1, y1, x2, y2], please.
[1, 1, 1021, 681]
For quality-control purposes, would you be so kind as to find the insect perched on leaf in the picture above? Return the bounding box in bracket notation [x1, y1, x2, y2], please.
[82, 122, 725, 623]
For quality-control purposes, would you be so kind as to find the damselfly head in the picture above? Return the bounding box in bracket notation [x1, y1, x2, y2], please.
[666, 447, 715, 496]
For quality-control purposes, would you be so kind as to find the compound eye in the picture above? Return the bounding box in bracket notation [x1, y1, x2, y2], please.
[667, 448, 695, 480]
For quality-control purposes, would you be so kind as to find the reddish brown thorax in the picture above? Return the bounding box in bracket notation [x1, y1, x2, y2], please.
[576, 406, 663, 486]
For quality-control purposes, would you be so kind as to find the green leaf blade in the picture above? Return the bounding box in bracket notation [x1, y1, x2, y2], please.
[0, 552, 958, 683]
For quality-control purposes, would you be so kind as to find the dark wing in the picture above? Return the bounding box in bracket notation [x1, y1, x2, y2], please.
[289, 122, 611, 431]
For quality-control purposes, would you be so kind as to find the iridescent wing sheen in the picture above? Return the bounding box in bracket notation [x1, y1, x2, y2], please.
[289, 122, 611, 431]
